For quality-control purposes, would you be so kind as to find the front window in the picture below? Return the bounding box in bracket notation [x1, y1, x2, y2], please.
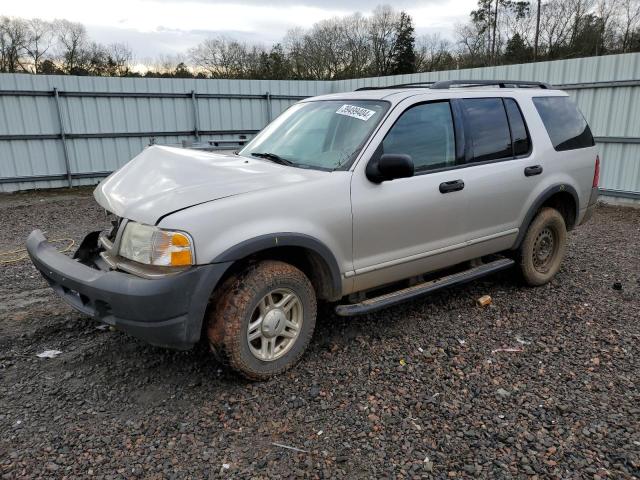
[382, 101, 457, 172]
[239, 100, 390, 171]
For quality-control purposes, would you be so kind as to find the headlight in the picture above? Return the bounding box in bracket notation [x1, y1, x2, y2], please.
[119, 222, 194, 266]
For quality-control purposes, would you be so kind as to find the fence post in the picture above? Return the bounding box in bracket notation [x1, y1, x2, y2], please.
[265, 91, 272, 124]
[191, 90, 200, 142]
[53, 88, 73, 188]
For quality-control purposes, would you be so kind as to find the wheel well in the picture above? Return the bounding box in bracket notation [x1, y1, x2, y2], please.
[218, 246, 339, 301]
[540, 191, 577, 230]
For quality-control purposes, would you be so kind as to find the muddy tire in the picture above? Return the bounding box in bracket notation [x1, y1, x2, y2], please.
[206, 260, 317, 380]
[517, 207, 567, 286]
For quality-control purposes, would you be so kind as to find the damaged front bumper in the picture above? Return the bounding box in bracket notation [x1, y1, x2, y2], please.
[26, 229, 231, 350]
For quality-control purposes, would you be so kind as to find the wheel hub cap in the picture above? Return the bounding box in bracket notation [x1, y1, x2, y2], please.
[262, 309, 287, 338]
[533, 227, 555, 272]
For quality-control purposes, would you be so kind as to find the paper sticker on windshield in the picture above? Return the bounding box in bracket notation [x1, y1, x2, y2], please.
[335, 104, 376, 121]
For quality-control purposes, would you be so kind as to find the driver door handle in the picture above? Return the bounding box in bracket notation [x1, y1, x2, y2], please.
[439, 179, 465, 194]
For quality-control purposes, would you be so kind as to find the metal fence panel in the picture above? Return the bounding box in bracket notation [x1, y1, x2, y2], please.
[1, 53, 639, 197]
[0, 74, 329, 192]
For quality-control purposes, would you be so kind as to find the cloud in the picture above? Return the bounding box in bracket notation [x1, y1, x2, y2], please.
[2, 0, 475, 59]
[88, 25, 284, 60]
[149, 0, 443, 9]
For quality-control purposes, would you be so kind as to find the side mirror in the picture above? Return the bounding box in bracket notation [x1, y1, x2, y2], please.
[366, 153, 414, 183]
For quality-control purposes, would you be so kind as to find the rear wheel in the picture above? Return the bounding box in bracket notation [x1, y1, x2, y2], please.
[517, 207, 567, 286]
[207, 260, 317, 380]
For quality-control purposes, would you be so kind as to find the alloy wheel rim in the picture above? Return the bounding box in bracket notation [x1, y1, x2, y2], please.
[247, 288, 303, 362]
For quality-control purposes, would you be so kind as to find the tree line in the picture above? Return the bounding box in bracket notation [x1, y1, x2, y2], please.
[0, 18, 133, 76]
[1, 1, 640, 79]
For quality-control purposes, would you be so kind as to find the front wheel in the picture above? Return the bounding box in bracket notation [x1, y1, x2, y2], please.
[517, 207, 567, 286]
[207, 260, 317, 380]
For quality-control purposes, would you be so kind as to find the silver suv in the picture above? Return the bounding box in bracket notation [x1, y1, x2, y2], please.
[27, 80, 600, 379]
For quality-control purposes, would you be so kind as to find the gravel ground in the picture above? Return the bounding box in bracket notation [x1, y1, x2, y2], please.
[0, 188, 639, 479]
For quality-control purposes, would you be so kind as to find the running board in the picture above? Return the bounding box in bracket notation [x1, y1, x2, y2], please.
[335, 258, 515, 316]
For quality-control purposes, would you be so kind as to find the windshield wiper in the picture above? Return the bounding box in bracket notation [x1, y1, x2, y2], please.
[250, 152, 295, 166]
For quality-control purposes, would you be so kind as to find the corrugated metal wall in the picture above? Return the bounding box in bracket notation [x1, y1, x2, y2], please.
[1, 52, 639, 197]
[0, 75, 330, 192]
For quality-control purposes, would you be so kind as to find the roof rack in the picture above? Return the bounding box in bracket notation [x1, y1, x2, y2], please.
[430, 80, 551, 89]
[355, 82, 434, 91]
[355, 79, 552, 92]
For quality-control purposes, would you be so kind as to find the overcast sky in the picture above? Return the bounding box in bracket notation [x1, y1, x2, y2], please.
[3, 0, 477, 61]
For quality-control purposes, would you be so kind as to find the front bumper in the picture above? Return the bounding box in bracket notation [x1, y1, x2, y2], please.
[26, 229, 231, 350]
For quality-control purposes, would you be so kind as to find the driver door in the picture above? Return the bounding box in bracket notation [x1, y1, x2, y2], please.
[350, 99, 470, 292]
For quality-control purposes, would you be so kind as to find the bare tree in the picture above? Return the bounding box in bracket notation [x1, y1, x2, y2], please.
[25, 18, 54, 73]
[618, 0, 640, 50]
[284, 15, 369, 79]
[190, 36, 261, 78]
[108, 42, 133, 76]
[303, 18, 351, 79]
[416, 33, 454, 71]
[568, 0, 596, 45]
[368, 5, 400, 75]
[455, 20, 490, 65]
[55, 19, 88, 73]
[152, 54, 186, 75]
[501, 1, 535, 47]
[283, 28, 308, 78]
[595, 0, 621, 54]
[539, 0, 575, 58]
[342, 13, 371, 77]
[0, 17, 28, 73]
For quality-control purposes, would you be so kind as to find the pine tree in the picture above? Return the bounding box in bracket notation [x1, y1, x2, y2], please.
[391, 11, 416, 75]
[504, 33, 532, 64]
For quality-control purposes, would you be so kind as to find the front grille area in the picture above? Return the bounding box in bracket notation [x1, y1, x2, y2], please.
[106, 213, 122, 242]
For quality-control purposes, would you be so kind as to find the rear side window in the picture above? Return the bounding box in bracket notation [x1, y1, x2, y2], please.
[382, 101, 456, 172]
[504, 98, 531, 156]
[533, 96, 595, 151]
[461, 98, 512, 162]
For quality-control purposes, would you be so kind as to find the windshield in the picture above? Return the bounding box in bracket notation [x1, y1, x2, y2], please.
[239, 100, 389, 170]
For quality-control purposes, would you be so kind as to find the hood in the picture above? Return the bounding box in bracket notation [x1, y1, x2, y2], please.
[94, 145, 324, 224]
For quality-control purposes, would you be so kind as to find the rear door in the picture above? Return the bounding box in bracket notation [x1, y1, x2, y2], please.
[454, 96, 543, 255]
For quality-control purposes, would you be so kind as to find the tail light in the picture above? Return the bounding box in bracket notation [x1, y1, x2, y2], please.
[592, 155, 600, 188]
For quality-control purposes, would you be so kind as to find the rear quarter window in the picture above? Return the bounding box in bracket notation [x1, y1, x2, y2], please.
[532, 96, 595, 151]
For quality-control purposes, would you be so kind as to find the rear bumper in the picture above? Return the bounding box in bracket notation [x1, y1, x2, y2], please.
[579, 187, 599, 225]
[26, 229, 231, 350]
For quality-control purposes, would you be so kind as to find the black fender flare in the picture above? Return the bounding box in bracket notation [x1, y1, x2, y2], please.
[212, 233, 342, 297]
[512, 183, 580, 249]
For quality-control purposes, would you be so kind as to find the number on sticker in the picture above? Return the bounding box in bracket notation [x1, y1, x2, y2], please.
[336, 104, 376, 121]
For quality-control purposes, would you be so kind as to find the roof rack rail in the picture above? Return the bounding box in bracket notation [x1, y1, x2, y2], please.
[354, 79, 552, 92]
[429, 80, 552, 89]
[355, 82, 434, 91]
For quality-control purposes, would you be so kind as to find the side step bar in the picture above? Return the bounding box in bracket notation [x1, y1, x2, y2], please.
[335, 258, 515, 316]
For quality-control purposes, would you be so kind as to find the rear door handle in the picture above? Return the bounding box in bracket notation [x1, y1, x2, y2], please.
[524, 165, 543, 176]
[439, 179, 465, 193]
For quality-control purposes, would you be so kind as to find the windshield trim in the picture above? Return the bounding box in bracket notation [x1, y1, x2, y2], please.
[238, 99, 392, 172]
